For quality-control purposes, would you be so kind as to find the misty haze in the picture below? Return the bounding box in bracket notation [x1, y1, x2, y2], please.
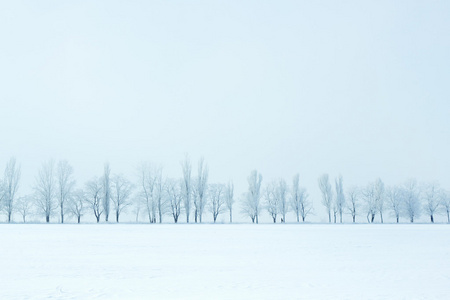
[1, 1, 449, 299]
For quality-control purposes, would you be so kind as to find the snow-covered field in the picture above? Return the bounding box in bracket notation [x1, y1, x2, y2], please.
[0, 224, 449, 299]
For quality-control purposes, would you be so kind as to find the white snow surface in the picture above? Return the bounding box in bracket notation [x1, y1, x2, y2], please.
[0, 224, 449, 299]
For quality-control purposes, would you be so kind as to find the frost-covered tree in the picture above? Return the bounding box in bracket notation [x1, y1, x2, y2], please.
[402, 179, 421, 223]
[318, 174, 333, 223]
[86, 177, 103, 223]
[290, 174, 313, 222]
[362, 182, 377, 223]
[440, 190, 450, 223]
[138, 163, 162, 223]
[387, 186, 402, 223]
[102, 163, 111, 222]
[374, 179, 385, 223]
[56, 160, 75, 224]
[277, 179, 288, 223]
[290, 174, 301, 222]
[208, 183, 226, 223]
[346, 186, 360, 223]
[3, 157, 21, 223]
[335, 175, 345, 223]
[166, 178, 182, 223]
[423, 182, 441, 223]
[68, 189, 87, 224]
[264, 182, 278, 223]
[16, 195, 33, 223]
[194, 157, 208, 223]
[246, 170, 263, 223]
[34, 160, 57, 223]
[111, 174, 133, 223]
[181, 155, 192, 223]
[225, 181, 234, 223]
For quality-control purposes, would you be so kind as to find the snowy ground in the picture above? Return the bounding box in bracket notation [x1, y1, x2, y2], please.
[0, 224, 449, 299]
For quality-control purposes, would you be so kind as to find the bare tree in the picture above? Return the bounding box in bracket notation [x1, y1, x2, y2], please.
[290, 174, 302, 222]
[181, 155, 192, 223]
[264, 182, 278, 223]
[34, 160, 57, 223]
[103, 163, 111, 222]
[241, 193, 256, 223]
[155, 175, 166, 223]
[374, 178, 385, 223]
[299, 188, 312, 222]
[290, 174, 313, 222]
[68, 189, 87, 223]
[138, 163, 161, 223]
[166, 178, 182, 223]
[362, 182, 377, 223]
[441, 190, 450, 223]
[3, 157, 21, 223]
[86, 177, 103, 223]
[423, 182, 441, 223]
[387, 186, 402, 223]
[346, 186, 359, 223]
[335, 175, 345, 223]
[56, 160, 75, 223]
[16, 195, 33, 223]
[277, 179, 288, 223]
[247, 170, 263, 224]
[194, 157, 208, 223]
[208, 183, 226, 223]
[111, 174, 133, 223]
[318, 174, 333, 223]
[225, 181, 234, 223]
[402, 179, 421, 223]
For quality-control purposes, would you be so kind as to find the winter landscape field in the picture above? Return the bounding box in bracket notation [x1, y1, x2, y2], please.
[1, 224, 449, 299]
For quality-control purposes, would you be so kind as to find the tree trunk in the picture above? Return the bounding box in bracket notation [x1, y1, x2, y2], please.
[410, 217, 414, 223]
[447, 210, 449, 223]
[396, 216, 399, 223]
[380, 212, 383, 224]
[230, 210, 232, 223]
[352, 215, 355, 223]
[431, 214, 434, 223]
[339, 212, 342, 223]
[77, 216, 81, 223]
[195, 209, 198, 223]
[46, 215, 50, 223]
[61, 204, 64, 224]
[371, 213, 375, 223]
[8, 212, 11, 223]
[256, 215, 259, 224]
[272, 216, 276, 223]
[96, 215, 100, 223]
[116, 211, 119, 223]
[328, 211, 331, 223]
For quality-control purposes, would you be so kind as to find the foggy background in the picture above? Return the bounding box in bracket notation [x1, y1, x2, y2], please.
[1, 1, 449, 222]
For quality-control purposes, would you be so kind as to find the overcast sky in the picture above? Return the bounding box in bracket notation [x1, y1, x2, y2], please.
[1, 1, 449, 221]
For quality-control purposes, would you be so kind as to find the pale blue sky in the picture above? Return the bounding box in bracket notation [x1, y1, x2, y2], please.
[1, 1, 449, 220]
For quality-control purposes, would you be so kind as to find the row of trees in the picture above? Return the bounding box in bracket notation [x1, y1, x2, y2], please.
[318, 174, 450, 223]
[0, 157, 236, 224]
[0, 157, 449, 223]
